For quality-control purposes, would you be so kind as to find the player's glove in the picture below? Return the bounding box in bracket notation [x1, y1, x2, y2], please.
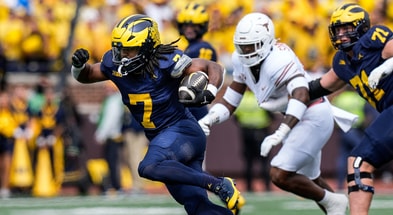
[198, 114, 213, 136]
[72, 48, 89, 68]
[185, 90, 216, 107]
[368, 57, 393, 90]
[182, 88, 216, 107]
[260, 123, 291, 157]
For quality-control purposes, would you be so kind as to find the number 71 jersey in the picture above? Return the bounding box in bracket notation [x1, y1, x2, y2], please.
[332, 25, 393, 112]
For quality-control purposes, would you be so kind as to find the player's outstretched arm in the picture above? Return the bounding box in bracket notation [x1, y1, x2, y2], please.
[198, 81, 246, 136]
[71, 48, 108, 83]
[309, 68, 346, 100]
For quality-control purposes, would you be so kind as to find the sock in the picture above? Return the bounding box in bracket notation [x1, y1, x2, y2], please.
[318, 189, 333, 205]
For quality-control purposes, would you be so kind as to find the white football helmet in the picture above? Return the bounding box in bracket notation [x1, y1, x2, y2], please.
[233, 13, 276, 67]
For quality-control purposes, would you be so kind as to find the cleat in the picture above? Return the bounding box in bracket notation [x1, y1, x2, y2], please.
[231, 194, 246, 215]
[215, 177, 241, 210]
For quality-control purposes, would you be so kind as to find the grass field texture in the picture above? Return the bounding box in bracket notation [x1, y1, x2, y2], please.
[1, 192, 393, 215]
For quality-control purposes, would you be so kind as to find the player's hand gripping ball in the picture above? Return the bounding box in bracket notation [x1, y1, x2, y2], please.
[178, 71, 210, 106]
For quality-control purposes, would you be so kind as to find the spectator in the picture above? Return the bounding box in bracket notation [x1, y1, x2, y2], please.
[94, 81, 124, 194]
[0, 91, 17, 198]
[122, 110, 148, 195]
[32, 86, 63, 190]
[234, 90, 274, 192]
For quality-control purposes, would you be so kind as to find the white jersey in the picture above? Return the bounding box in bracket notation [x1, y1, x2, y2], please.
[232, 42, 306, 112]
[232, 42, 333, 178]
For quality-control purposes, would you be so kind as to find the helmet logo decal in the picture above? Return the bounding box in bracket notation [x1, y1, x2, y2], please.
[263, 23, 270, 32]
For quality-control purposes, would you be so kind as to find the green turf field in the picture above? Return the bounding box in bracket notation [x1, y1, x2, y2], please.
[1, 192, 393, 215]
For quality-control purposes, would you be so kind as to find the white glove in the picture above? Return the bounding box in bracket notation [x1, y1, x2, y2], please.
[368, 67, 387, 90]
[197, 103, 231, 136]
[198, 115, 213, 136]
[368, 58, 393, 90]
[260, 123, 291, 157]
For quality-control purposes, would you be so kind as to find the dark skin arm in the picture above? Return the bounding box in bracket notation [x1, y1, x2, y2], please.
[75, 57, 224, 91]
[183, 58, 224, 90]
[284, 86, 308, 128]
[75, 63, 108, 84]
[217, 81, 247, 114]
[217, 77, 309, 129]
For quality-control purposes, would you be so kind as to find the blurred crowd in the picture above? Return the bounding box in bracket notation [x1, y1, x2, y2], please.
[0, 0, 392, 75]
[0, 0, 393, 198]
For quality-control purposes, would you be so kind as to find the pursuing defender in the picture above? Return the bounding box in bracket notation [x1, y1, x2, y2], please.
[199, 12, 348, 214]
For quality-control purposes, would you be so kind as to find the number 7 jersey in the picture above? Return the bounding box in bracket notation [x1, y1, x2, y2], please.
[99, 49, 192, 140]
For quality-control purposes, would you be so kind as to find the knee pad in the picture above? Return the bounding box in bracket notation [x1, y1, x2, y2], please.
[347, 156, 374, 194]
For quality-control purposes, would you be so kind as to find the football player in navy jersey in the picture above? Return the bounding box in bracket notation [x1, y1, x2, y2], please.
[71, 14, 244, 215]
[176, 2, 218, 121]
[308, 3, 393, 214]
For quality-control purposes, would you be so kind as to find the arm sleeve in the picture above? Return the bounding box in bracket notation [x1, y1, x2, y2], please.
[308, 78, 332, 100]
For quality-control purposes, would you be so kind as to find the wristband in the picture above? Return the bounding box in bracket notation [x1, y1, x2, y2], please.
[285, 98, 307, 120]
[276, 123, 291, 138]
[208, 103, 230, 124]
[207, 84, 218, 96]
[71, 64, 85, 79]
[223, 87, 243, 107]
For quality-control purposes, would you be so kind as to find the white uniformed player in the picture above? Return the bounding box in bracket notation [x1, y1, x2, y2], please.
[198, 12, 348, 214]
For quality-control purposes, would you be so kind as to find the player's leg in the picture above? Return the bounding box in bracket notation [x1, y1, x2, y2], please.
[166, 183, 233, 215]
[138, 142, 244, 211]
[347, 108, 393, 215]
[347, 156, 374, 215]
[137, 120, 212, 185]
[138, 119, 244, 211]
[269, 103, 333, 200]
[165, 159, 232, 215]
[270, 166, 325, 198]
[270, 103, 348, 214]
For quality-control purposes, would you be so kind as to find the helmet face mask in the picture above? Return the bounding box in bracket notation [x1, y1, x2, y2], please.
[233, 13, 275, 67]
[328, 3, 370, 51]
[112, 46, 146, 76]
[111, 14, 160, 76]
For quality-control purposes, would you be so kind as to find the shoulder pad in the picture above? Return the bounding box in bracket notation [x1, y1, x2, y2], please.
[171, 54, 192, 78]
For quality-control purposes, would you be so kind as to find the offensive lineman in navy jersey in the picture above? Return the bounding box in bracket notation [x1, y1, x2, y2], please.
[176, 2, 218, 121]
[71, 14, 244, 215]
[308, 3, 393, 214]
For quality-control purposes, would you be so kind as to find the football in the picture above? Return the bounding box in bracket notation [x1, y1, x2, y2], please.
[178, 71, 209, 102]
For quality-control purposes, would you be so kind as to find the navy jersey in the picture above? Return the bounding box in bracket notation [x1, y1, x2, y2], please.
[184, 41, 217, 62]
[332, 25, 393, 112]
[99, 49, 193, 140]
